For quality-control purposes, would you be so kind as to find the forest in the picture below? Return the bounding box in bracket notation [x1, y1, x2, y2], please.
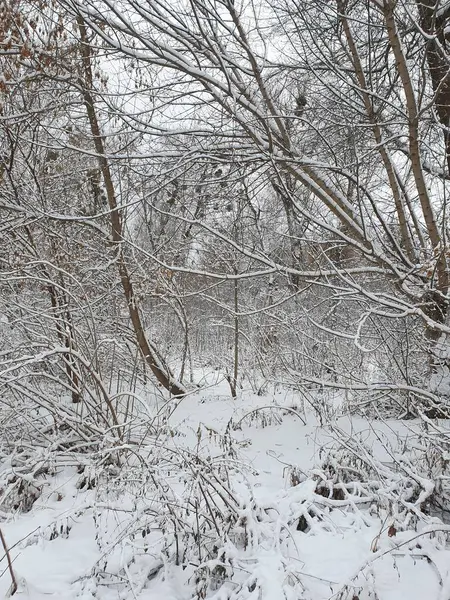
[1, 0, 450, 598]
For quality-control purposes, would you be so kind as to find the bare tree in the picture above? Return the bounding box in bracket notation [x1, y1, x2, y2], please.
[49, 0, 448, 408]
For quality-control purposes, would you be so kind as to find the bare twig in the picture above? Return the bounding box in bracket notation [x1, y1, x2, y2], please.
[0, 527, 17, 596]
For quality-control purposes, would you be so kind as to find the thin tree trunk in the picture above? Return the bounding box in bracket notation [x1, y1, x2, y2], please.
[382, 3, 442, 256]
[382, 1, 450, 397]
[229, 276, 239, 399]
[338, 1, 415, 261]
[77, 17, 186, 397]
[47, 283, 81, 403]
[415, 0, 450, 403]
[0, 527, 17, 596]
[25, 227, 81, 403]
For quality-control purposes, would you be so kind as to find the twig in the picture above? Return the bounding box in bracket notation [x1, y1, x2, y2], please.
[0, 527, 17, 596]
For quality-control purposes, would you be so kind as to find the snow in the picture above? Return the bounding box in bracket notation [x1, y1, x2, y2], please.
[1, 374, 450, 599]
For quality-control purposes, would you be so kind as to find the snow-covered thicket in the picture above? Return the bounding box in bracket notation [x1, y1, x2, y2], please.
[1, 380, 450, 599]
[1, 0, 450, 597]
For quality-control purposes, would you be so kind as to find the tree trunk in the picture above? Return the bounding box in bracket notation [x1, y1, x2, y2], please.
[77, 17, 187, 397]
[415, 0, 450, 415]
[417, 0, 450, 178]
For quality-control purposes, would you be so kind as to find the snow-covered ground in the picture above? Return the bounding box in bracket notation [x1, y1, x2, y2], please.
[1, 373, 449, 599]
